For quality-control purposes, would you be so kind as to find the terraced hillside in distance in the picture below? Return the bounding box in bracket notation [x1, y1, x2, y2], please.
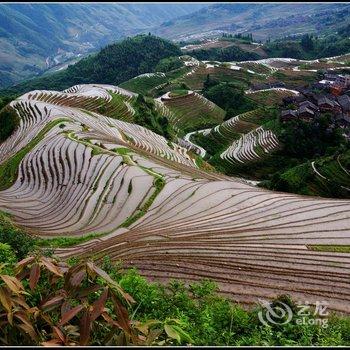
[160, 90, 226, 135]
[188, 108, 281, 171]
[0, 78, 350, 315]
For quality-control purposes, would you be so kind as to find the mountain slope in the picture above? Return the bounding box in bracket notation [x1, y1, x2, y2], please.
[0, 3, 206, 88]
[0, 35, 182, 96]
[154, 3, 350, 41]
[0, 84, 350, 313]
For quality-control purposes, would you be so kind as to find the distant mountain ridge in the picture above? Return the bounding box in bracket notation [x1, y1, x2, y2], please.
[154, 3, 350, 41]
[0, 3, 206, 88]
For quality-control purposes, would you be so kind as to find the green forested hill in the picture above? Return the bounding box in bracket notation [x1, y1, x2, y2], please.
[0, 35, 182, 96]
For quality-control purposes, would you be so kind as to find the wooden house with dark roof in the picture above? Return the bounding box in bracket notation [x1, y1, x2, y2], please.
[280, 110, 298, 122]
[337, 95, 350, 116]
[318, 97, 342, 113]
[297, 105, 315, 122]
[299, 100, 318, 112]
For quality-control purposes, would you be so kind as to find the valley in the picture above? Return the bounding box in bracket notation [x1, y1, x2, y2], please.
[2, 2, 350, 346]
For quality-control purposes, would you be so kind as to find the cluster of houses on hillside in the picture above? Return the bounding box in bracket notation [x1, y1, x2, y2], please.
[313, 72, 350, 96]
[280, 74, 350, 134]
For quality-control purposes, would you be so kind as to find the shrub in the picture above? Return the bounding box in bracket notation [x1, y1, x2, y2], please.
[0, 212, 37, 260]
[155, 56, 183, 73]
[0, 105, 19, 142]
[0, 255, 191, 346]
[0, 242, 16, 273]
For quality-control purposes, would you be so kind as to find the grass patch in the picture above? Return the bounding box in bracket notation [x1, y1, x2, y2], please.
[169, 89, 188, 97]
[36, 232, 103, 248]
[120, 176, 165, 228]
[114, 147, 132, 155]
[307, 245, 350, 253]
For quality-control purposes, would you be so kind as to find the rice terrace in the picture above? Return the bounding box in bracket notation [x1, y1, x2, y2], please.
[1, 1, 350, 347]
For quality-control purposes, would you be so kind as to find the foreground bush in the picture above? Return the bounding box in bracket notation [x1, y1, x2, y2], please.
[0, 254, 192, 346]
[1, 252, 350, 346]
[0, 212, 37, 259]
[0, 105, 19, 142]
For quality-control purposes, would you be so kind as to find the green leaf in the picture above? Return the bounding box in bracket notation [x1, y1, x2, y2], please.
[171, 324, 194, 344]
[164, 324, 181, 343]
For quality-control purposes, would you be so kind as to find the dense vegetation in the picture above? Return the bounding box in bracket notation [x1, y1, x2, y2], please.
[263, 147, 350, 198]
[0, 35, 182, 97]
[133, 94, 172, 139]
[203, 75, 257, 120]
[0, 105, 19, 142]
[155, 56, 184, 73]
[264, 25, 350, 59]
[0, 212, 37, 260]
[189, 45, 260, 62]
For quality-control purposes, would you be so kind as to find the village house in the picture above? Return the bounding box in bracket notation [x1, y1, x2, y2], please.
[317, 97, 342, 113]
[335, 75, 350, 88]
[297, 105, 315, 122]
[337, 94, 350, 117]
[299, 100, 318, 111]
[280, 109, 298, 122]
[295, 94, 307, 104]
[330, 74, 350, 96]
[324, 73, 339, 81]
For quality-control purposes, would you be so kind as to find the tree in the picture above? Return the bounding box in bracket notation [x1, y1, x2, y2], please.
[301, 34, 314, 51]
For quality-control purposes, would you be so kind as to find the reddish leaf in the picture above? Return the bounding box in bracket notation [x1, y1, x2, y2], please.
[61, 300, 71, 317]
[101, 311, 123, 330]
[40, 257, 63, 277]
[16, 322, 38, 342]
[12, 296, 29, 310]
[90, 288, 108, 322]
[0, 275, 24, 293]
[58, 305, 84, 326]
[14, 312, 35, 333]
[64, 263, 85, 291]
[40, 295, 64, 311]
[69, 269, 86, 288]
[15, 256, 35, 273]
[111, 294, 131, 334]
[0, 286, 12, 312]
[15, 269, 29, 282]
[79, 309, 91, 346]
[53, 326, 65, 343]
[29, 263, 41, 291]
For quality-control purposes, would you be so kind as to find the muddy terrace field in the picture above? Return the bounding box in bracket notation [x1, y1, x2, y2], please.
[1, 76, 350, 314]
